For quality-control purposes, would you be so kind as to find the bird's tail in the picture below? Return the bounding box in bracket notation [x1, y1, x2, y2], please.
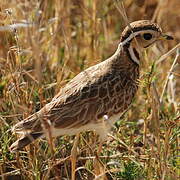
[10, 132, 43, 152]
[10, 112, 43, 152]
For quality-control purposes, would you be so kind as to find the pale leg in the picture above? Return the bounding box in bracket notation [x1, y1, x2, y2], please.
[93, 122, 109, 179]
[71, 133, 80, 180]
[93, 139, 107, 180]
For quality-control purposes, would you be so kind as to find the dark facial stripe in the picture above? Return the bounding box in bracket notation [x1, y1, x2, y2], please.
[121, 25, 161, 43]
[133, 48, 140, 60]
[126, 48, 138, 65]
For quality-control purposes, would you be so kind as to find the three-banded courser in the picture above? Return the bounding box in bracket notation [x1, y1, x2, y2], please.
[10, 20, 173, 179]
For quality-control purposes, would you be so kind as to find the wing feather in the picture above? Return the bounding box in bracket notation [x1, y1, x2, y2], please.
[45, 61, 112, 129]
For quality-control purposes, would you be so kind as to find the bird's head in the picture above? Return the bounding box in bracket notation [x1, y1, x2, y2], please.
[120, 20, 173, 65]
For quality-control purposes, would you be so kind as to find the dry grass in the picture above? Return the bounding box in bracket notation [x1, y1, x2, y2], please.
[0, 0, 179, 179]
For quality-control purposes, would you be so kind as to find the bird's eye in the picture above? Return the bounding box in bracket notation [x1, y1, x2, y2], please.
[143, 33, 152, 40]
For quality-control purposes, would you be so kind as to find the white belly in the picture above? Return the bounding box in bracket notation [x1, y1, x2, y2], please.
[45, 112, 123, 141]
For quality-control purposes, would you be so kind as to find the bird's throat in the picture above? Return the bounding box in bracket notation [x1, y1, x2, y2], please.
[126, 45, 140, 65]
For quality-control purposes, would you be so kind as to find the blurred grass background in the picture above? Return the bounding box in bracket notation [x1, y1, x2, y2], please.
[0, 0, 179, 179]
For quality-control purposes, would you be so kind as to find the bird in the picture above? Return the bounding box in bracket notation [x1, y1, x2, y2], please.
[10, 20, 173, 179]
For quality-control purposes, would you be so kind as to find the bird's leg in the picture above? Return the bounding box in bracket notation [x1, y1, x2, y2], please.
[93, 139, 107, 180]
[93, 116, 110, 179]
[71, 133, 80, 180]
[97, 140, 103, 156]
[96, 115, 110, 157]
[93, 133, 108, 179]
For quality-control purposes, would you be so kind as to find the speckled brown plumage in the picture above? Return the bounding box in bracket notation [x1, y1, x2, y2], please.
[10, 20, 173, 152]
[49, 49, 139, 128]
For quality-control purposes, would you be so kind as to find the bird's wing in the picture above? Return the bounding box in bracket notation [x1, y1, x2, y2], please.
[12, 59, 120, 133]
[44, 61, 116, 129]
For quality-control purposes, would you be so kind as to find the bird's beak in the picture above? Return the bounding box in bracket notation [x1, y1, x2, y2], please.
[160, 34, 174, 40]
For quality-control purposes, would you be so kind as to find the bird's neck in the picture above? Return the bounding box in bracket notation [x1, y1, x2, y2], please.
[112, 42, 141, 66]
[118, 36, 144, 66]
[109, 43, 140, 82]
